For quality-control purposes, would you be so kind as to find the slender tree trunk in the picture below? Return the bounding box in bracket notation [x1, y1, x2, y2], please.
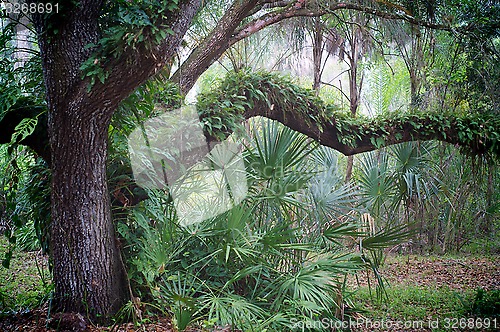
[484, 165, 494, 234]
[49, 101, 129, 320]
[345, 156, 355, 182]
[345, 43, 359, 183]
[312, 18, 323, 92]
[409, 69, 421, 106]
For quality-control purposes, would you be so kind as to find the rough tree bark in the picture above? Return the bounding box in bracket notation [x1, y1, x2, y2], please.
[31, 1, 132, 319]
[29, 0, 202, 322]
[49, 102, 127, 317]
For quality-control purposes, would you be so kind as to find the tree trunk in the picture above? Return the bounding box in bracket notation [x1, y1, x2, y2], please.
[29, 1, 202, 322]
[484, 165, 494, 234]
[345, 38, 359, 183]
[345, 156, 354, 183]
[49, 101, 129, 320]
[312, 18, 323, 92]
[30, 4, 130, 321]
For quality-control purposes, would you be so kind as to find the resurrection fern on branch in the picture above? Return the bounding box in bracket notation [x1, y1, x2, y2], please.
[197, 69, 500, 159]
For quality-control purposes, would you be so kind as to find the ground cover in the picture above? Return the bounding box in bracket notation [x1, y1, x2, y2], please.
[349, 255, 499, 331]
[0, 240, 498, 331]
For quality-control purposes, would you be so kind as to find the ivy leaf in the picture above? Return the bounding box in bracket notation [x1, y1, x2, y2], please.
[10, 117, 38, 144]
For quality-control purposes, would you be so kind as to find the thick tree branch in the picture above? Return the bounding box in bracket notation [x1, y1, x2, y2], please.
[81, 0, 203, 115]
[246, 102, 496, 156]
[172, 0, 453, 94]
[31, 1, 103, 111]
[170, 0, 260, 94]
[198, 71, 499, 158]
[112, 68, 500, 208]
[31, 0, 202, 122]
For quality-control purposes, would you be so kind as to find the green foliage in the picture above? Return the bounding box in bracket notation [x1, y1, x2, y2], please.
[470, 289, 500, 317]
[0, 24, 45, 118]
[15, 158, 51, 254]
[0, 20, 50, 264]
[118, 120, 410, 330]
[0, 148, 50, 263]
[365, 58, 411, 115]
[0, 24, 20, 116]
[80, 0, 181, 88]
[9, 116, 38, 145]
[107, 77, 183, 212]
[197, 69, 338, 140]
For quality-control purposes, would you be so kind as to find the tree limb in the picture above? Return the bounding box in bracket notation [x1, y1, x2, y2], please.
[230, 2, 451, 46]
[170, 0, 260, 93]
[173, 0, 453, 94]
[198, 70, 499, 158]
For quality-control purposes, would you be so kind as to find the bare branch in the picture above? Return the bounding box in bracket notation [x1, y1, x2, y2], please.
[230, 2, 451, 45]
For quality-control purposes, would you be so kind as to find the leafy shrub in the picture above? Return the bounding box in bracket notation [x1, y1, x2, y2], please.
[471, 289, 500, 317]
[118, 120, 411, 331]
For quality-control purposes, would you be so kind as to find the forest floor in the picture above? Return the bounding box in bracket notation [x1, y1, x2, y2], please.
[0, 245, 498, 331]
[348, 255, 500, 331]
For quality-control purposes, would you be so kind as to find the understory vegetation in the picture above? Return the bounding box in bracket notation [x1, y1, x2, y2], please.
[1, 117, 499, 330]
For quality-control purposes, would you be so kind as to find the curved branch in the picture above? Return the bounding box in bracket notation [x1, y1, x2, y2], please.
[230, 2, 451, 45]
[245, 102, 496, 157]
[111, 70, 500, 208]
[173, 0, 453, 94]
[198, 70, 499, 158]
[170, 0, 260, 93]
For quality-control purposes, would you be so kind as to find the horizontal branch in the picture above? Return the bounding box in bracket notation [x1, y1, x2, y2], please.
[230, 1, 451, 45]
[197, 70, 499, 158]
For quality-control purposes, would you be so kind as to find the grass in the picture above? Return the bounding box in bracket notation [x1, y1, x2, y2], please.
[0, 238, 51, 314]
[352, 285, 472, 319]
[347, 253, 499, 331]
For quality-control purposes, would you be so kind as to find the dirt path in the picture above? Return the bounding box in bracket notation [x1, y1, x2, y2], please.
[352, 255, 500, 291]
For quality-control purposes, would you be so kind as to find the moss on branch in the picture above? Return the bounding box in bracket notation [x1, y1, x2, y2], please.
[196, 69, 500, 158]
